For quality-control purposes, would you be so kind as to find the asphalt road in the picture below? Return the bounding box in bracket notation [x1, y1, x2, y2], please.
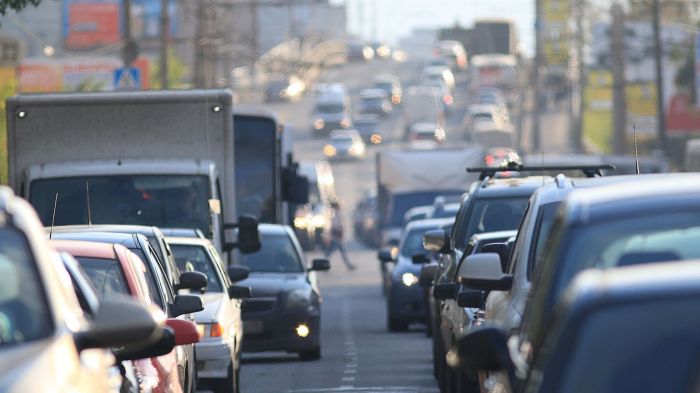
[235, 55, 541, 392]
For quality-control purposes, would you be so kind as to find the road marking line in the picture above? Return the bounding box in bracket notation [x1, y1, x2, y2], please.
[344, 369, 357, 374]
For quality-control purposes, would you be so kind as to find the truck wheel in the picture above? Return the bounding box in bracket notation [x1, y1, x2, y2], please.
[299, 347, 321, 361]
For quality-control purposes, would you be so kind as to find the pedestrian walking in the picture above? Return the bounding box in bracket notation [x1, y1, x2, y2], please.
[325, 199, 356, 270]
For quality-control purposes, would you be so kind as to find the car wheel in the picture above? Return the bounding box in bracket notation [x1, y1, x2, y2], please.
[210, 364, 235, 393]
[299, 347, 321, 361]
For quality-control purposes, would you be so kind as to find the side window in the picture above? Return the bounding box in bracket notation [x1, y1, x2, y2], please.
[149, 245, 174, 303]
[451, 196, 470, 248]
[69, 277, 93, 317]
[210, 247, 229, 286]
[507, 201, 532, 274]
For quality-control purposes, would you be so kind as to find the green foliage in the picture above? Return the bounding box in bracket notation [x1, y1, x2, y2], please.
[0, 76, 16, 184]
[149, 49, 189, 89]
[0, 0, 42, 16]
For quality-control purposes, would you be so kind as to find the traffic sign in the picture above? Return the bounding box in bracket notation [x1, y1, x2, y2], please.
[113, 67, 141, 90]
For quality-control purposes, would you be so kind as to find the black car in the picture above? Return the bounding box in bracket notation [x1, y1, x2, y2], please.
[353, 115, 384, 144]
[236, 224, 330, 360]
[50, 229, 204, 393]
[460, 261, 700, 393]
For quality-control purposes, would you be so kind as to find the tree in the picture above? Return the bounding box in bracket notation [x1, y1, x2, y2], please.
[0, 0, 42, 16]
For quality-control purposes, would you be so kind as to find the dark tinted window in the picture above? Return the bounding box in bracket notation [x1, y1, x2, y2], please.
[30, 175, 212, 237]
[316, 103, 345, 113]
[239, 234, 303, 273]
[75, 257, 130, 297]
[170, 244, 224, 292]
[129, 247, 164, 308]
[463, 197, 529, 243]
[234, 115, 277, 223]
[0, 228, 53, 345]
[529, 202, 561, 276]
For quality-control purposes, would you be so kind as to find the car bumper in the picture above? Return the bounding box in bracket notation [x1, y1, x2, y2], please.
[388, 281, 426, 322]
[195, 339, 233, 379]
[243, 312, 320, 353]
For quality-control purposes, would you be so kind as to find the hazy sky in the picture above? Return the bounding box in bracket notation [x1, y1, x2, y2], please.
[334, 0, 536, 54]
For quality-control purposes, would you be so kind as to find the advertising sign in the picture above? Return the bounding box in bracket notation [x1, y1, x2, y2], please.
[63, 0, 121, 50]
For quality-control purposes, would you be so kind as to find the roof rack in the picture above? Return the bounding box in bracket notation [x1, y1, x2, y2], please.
[467, 161, 615, 180]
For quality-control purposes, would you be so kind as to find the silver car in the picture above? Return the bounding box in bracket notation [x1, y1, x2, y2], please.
[167, 237, 251, 393]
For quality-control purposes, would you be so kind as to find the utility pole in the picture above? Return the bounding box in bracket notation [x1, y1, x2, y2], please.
[652, 0, 667, 153]
[611, 2, 627, 154]
[532, 0, 542, 152]
[159, 0, 169, 89]
[122, 0, 135, 67]
[572, 0, 585, 152]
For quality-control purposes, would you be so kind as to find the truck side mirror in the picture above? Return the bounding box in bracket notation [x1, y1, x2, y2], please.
[283, 172, 309, 204]
[224, 215, 261, 254]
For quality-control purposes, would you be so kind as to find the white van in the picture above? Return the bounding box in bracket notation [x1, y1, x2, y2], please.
[311, 84, 352, 136]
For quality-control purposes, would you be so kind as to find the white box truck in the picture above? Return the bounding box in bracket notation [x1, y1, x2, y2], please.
[6, 89, 258, 256]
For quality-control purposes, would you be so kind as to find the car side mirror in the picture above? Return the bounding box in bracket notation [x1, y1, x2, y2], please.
[74, 297, 162, 352]
[171, 294, 204, 317]
[224, 215, 261, 254]
[378, 248, 395, 263]
[228, 285, 252, 299]
[165, 318, 200, 345]
[423, 229, 451, 253]
[433, 282, 460, 300]
[412, 253, 431, 264]
[177, 271, 208, 292]
[310, 258, 331, 271]
[457, 326, 514, 383]
[481, 242, 509, 272]
[459, 253, 513, 291]
[114, 326, 175, 362]
[227, 265, 250, 282]
[419, 264, 439, 287]
[457, 289, 485, 308]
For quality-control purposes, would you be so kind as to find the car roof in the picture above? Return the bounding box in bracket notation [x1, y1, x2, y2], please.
[405, 217, 455, 231]
[160, 227, 206, 238]
[49, 239, 119, 260]
[165, 236, 214, 248]
[50, 224, 159, 237]
[360, 89, 387, 98]
[471, 176, 553, 198]
[355, 114, 379, 122]
[330, 130, 360, 138]
[562, 174, 700, 224]
[49, 230, 143, 249]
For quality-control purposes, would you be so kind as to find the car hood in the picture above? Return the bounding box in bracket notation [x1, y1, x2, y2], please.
[0, 335, 110, 393]
[239, 272, 308, 298]
[194, 292, 226, 323]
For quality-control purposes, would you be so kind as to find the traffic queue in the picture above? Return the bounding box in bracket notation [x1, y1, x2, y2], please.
[370, 152, 700, 393]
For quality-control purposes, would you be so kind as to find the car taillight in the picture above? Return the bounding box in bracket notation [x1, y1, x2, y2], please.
[210, 322, 224, 337]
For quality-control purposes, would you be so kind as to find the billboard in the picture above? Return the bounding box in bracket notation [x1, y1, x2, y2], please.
[63, 0, 121, 50]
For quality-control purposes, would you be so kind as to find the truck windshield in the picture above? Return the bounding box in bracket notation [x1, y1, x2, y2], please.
[29, 175, 212, 237]
[234, 115, 277, 223]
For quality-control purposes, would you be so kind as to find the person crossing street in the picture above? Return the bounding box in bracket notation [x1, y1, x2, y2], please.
[324, 199, 356, 270]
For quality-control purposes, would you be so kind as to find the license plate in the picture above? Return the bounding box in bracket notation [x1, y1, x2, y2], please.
[244, 320, 263, 334]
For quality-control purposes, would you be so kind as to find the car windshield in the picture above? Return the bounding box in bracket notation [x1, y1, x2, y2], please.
[169, 244, 224, 292]
[374, 82, 393, 92]
[462, 197, 529, 244]
[549, 211, 700, 307]
[74, 257, 130, 297]
[473, 112, 493, 120]
[548, 299, 700, 393]
[332, 136, 354, 145]
[400, 227, 436, 258]
[0, 228, 53, 346]
[238, 234, 304, 273]
[361, 97, 383, 106]
[30, 175, 212, 238]
[390, 191, 462, 227]
[316, 103, 345, 113]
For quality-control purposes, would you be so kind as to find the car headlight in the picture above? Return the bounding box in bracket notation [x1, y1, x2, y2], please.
[323, 144, 337, 157]
[340, 119, 351, 128]
[370, 133, 383, 144]
[401, 272, 419, 287]
[286, 289, 312, 309]
[294, 216, 309, 229]
[309, 214, 326, 228]
[314, 119, 325, 129]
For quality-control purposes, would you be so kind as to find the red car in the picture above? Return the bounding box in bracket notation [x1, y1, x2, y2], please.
[51, 240, 200, 393]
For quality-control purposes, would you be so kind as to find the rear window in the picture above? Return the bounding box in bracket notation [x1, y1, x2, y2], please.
[170, 244, 224, 292]
[74, 257, 130, 298]
[462, 197, 529, 243]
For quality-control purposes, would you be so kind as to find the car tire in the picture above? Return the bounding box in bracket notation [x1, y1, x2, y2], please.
[299, 347, 322, 361]
[210, 364, 236, 393]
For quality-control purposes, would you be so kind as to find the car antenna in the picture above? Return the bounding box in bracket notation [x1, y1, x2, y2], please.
[49, 192, 58, 239]
[633, 124, 640, 175]
[86, 180, 92, 225]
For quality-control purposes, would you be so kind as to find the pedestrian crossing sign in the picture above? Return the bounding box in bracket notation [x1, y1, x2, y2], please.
[114, 67, 141, 90]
